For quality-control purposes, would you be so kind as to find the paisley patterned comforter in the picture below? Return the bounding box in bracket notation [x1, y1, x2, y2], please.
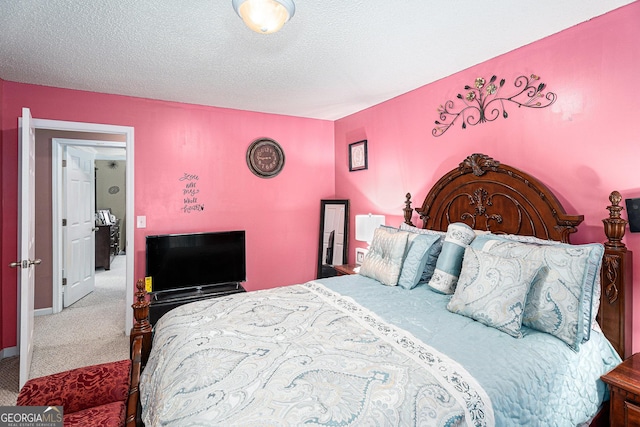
[140, 281, 494, 426]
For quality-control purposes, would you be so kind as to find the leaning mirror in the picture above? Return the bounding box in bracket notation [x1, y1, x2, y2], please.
[317, 199, 349, 279]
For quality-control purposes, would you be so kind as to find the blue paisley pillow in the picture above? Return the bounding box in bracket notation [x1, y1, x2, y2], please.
[487, 233, 603, 344]
[447, 247, 542, 338]
[471, 234, 604, 350]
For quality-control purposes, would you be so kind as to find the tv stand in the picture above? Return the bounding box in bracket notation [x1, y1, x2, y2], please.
[149, 282, 246, 326]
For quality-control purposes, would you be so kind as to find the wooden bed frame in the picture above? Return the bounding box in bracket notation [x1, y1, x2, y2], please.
[127, 153, 632, 427]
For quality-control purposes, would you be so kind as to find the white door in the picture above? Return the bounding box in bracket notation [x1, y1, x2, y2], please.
[15, 107, 39, 388]
[63, 146, 96, 307]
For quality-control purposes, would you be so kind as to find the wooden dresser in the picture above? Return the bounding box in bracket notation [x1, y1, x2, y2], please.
[95, 221, 119, 270]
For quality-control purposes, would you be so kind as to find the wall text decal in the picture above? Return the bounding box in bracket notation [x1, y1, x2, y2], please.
[432, 74, 557, 137]
[180, 173, 205, 213]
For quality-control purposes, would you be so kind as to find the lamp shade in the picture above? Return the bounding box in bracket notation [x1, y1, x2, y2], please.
[232, 0, 295, 34]
[355, 214, 386, 243]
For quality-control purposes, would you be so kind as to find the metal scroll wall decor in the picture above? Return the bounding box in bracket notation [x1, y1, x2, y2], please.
[432, 74, 557, 137]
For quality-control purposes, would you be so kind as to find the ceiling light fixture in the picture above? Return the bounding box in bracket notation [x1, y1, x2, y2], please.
[232, 0, 295, 34]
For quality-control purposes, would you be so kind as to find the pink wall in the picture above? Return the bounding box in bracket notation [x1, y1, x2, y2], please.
[335, 2, 640, 352]
[2, 3, 639, 355]
[0, 84, 335, 350]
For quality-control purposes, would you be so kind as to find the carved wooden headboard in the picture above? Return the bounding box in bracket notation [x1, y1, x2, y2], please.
[402, 153, 632, 358]
[403, 153, 583, 242]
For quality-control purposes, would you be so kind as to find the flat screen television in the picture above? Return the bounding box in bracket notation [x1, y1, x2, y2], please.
[145, 230, 246, 295]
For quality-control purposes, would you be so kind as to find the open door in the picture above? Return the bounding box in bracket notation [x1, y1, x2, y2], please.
[13, 107, 40, 388]
[63, 146, 96, 307]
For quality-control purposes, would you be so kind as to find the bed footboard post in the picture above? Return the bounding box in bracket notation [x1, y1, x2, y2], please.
[126, 336, 143, 427]
[131, 279, 152, 366]
[599, 191, 633, 359]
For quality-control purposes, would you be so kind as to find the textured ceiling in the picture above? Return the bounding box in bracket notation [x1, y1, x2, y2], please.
[0, 0, 634, 120]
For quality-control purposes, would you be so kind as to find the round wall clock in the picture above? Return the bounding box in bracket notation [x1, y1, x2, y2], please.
[246, 138, 285, 178]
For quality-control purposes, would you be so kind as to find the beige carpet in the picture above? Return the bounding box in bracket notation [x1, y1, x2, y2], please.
[0, 255, 129, 405]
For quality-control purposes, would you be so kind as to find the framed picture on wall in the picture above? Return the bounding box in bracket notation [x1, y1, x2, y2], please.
[348, 140, 368, 172]
[355, 247, 368, 265]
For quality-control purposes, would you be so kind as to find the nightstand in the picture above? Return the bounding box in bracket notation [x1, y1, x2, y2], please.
[601, 352, 640, 426]
[334, 264, 360, 276]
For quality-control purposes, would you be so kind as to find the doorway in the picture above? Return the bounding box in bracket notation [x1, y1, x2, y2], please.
[50, 138, 126, 311]
[31, 118, 134, 334]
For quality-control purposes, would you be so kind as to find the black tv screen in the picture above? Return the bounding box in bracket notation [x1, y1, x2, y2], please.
[145, 230, 246, 294]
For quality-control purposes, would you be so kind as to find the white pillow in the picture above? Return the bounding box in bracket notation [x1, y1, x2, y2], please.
[399, 223, 446, 237]
[359, 228, 409, 286]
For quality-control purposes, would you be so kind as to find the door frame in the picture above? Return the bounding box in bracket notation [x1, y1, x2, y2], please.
[52, 138, 126, 313]
[33, 118, 134, 334]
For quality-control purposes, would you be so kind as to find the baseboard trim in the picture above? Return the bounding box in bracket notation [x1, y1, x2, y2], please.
[0, 346, 18, 359]
[35, 307, 53, 317]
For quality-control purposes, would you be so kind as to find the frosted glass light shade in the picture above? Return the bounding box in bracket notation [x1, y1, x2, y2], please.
[355, 214, 386, 243]
[232, 0, 295, 34]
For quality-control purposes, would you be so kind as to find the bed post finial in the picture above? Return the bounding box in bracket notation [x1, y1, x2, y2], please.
[603, 190, 628, 250]
[131, 279, 152, 365]
[404, 193, 415, 226]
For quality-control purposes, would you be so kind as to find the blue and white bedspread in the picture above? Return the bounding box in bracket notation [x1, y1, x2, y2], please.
[141, 281, 494, 426]
[318, 274, 622, 426]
